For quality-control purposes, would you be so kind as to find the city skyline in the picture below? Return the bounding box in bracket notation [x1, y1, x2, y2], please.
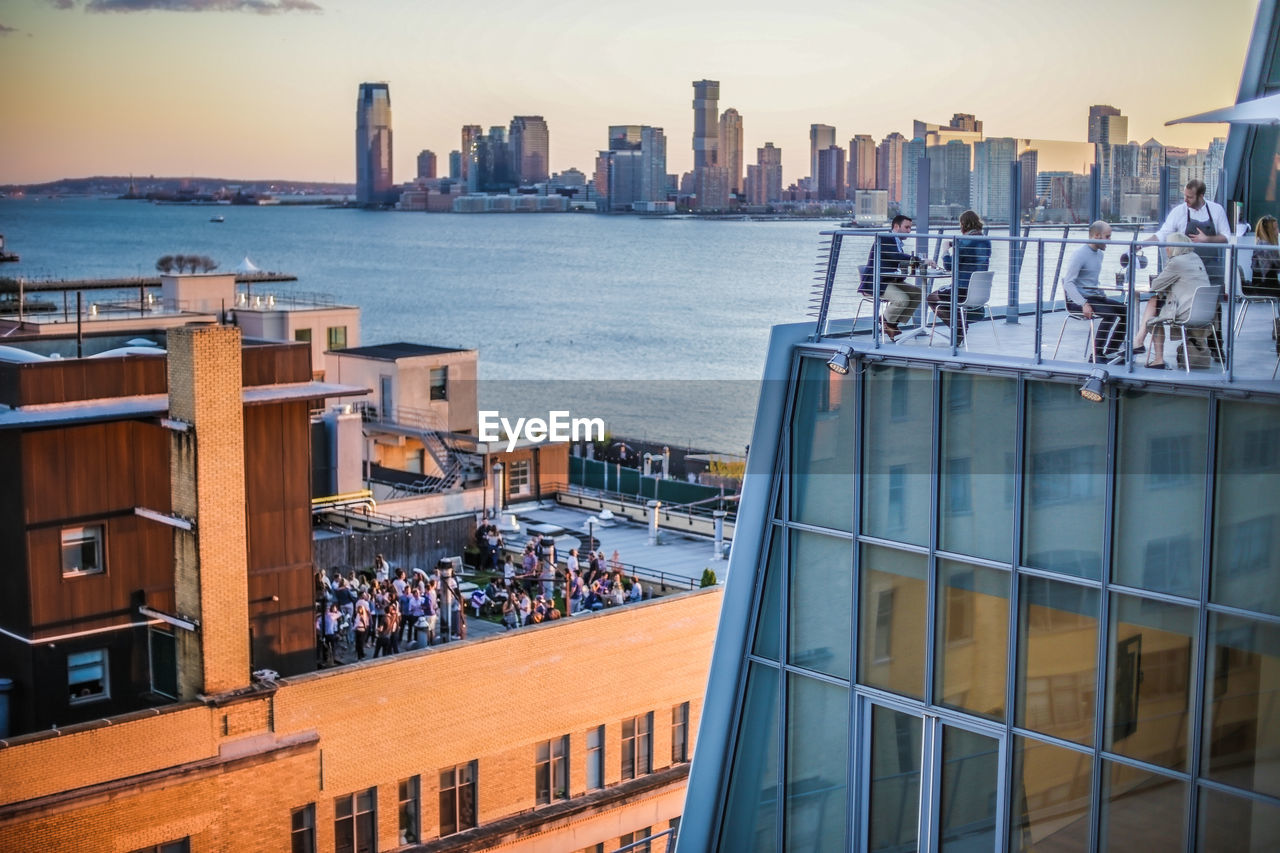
[0, 0, 1259, 186]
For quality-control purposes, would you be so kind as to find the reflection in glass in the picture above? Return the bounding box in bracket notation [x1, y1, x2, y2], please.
[718, 663, 779, 852]
[1009, 735, 1093, 851]
[790, 358, 856, 531]
[1112, 391, 1206, 597]
[1023, 380, 1107, 579]
[1213, 399, 1280, 616]
[940, 373, 1016, 562]
[863, 365, 932, 546]
[936, 561, 1009, 721]
[1204, 612, 1280, 798]
[868, 705, 921, 853]
[1198, 784, 1280, 852]
[788, 531, 852, 679]
[785, 674, 849, 851]
[752, 530, 782, 661]
[859, 545, 927, 699]
[1017, 576, 1099, 746]
[1104, 593, 1195, 770]
[939, 726, 1000, 852]
[1099, 760, 1185, 851]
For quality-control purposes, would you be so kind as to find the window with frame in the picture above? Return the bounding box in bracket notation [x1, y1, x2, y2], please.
[398, 776, 420, 845]
[508, 460, 531, 496]
[61, 524, 104, 576]
[294, 328, 313, 344]
[439, 761, 477, 836]
[671, 702, 689, 764]
[68, 648, 109, 703]
[535, 735, 570, 805]
[326, 325, 348, 351]
[291, 804, 316, 853]
[334, 787, 375, 853]
[621, 712, 653, 780]
[586, 725, 605, 790]
[128, 841, 190, 853]
[429, 366, 447, 401]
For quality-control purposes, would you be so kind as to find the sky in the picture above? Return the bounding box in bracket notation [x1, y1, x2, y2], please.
[0, 0, 1263, 186]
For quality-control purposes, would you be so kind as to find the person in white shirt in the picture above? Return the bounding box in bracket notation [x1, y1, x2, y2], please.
[1150, 179, 1230, 285]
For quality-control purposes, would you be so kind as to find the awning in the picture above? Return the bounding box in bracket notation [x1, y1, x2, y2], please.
[1166, 91, 1280, 126]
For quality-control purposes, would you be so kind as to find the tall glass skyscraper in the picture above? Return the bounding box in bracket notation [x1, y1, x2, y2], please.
[509, 115, 550, 184]
[355, 82, 393, 206]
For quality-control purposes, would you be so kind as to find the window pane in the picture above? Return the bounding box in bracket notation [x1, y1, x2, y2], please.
[858, 545, 927, 699]
[863, 365, 931, 546]
[1112, 391, 1206, 597]
[1197, 784, 1280, 852]
[458, 765, 476, 829]
[936, 560, 1009, 721]
[752, 530, 782, 661]
[1023, 380, 1107, 579]
[790, 358, 855, 531]
[1104, 593, 1195, 770]
[1204, 612, 1280, 797]
[587, 725, 604, 790]
[868, 704, 921, 852]
[1098, 760, 1185, 851]
[1017, 576, 1099, 746]
[1009, 735, 1093, 851]
[717, 663, 779, 853]
[939, 373, 1016, 562]
[1212, 399, 1280, 615]
[784, 674, 848, 851]
[939, 726, 1000, 852]
[788, 530, 852, 680]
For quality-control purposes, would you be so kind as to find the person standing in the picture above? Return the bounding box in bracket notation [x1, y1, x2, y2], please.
[1063, 221, 1126, 361]
[353, 593, 371, 661]
[1151, 179, 1230, 286]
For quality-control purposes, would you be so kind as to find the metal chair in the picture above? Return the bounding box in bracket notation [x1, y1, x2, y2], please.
[1147, 285, 1227, 374]
[853, 265, 877, 330]
[1052, 302, 1098, 362]
[1234, 261, 1280, 338]
[928, 270, 998, 350]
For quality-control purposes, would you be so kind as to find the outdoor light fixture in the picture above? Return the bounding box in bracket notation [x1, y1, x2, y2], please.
[1079, 368, 1108, 402]
[826, 347, 852, 375]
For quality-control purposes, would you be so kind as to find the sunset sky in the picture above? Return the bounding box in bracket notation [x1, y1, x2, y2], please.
[0, 0, 1262, 186]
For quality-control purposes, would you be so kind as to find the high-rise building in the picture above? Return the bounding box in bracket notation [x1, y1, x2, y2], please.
[877, 132, 906, 204]
[721, 108, 744, 195]
[355, 82, 393, 206]
[901, 137, 927, 219]
[816, 145, 846, 202]
[460, 125, 482, 184]
[751, 143, 783, 205]
[692, 80, 720, 170]
[509, 115, 550, 184]
[599, 125, 667, 210]
[810, 124, 836, 186]
[972, 137, 1016, 222]
[849, 135, 877, 192]
[1206, 137, 1227, 200]
[695, 167, 731, 210]
[1019, 149, 1039, 212]
[1087, 104, 1125, 145]
[937, 139, 972, 208]
[609, 125, 644, 150]
[640, 126, 668, 204]
[914, 116, 984, 151]
[448, 150, 462, 181]
[416, 149, 437, 181]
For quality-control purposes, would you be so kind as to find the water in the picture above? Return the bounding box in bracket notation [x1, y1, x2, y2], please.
[0, 198, 834, 450]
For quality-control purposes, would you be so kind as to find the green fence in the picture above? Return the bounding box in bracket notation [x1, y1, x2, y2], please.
[570, 457, 727, 506]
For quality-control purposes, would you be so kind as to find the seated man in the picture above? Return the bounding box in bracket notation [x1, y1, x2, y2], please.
[861, 214, 935, 340]
[1062, 220, 1126, 362]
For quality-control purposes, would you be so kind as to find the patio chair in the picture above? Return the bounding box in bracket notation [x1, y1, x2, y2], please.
[1147, 285, 1227, 374]
[1052, 302, 1098, 363]
[928, 270, 998, 350]
[1234, 261, 1280, 338]
[853, 266, 877, 330]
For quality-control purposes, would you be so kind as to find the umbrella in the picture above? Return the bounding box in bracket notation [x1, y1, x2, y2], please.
[1166, 91, 1280, 126]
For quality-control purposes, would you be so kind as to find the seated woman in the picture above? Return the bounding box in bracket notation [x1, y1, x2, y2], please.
[1247, 214, 1280, 296]
[929, 209, 991, 341]
[1137, 233, 1211, 368]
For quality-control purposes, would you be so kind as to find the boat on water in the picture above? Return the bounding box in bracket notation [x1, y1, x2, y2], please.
[0, 233, 18, 263]
[210, 215, 225, 223]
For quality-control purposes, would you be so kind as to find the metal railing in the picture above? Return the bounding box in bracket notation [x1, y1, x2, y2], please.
[812, 225, 1280, 383]
[611, 827, 676, 853]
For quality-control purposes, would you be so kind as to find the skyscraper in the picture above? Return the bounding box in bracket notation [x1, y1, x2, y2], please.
[1088, 106, 1128, 214]
[448, 150, 462, 181]
[972, 137, 1016, 221]
[416, 149, 437, 181]
[849, 135, 877, 192]
[720, 108, 744, 195]
[816, 145, 846, 201]
[460, 125, 482, 184]
[640, 126, 668, 204]
[810, 124, 836, 186]
[692, 80, 721, 170]
[355, 82, 393, 206]
[754, 143, 783, 205]
[877, 132, 906, 204]
[1019, 148, 1039, 212]
[509, 116, 550, 184]
[600, 125, 667, 210]
[901, 137, 927, 219]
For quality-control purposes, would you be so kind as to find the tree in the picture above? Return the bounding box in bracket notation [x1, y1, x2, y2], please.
[197, 255, 217, 273]
[700, 568, 718, 588]
[155, 255, 174, 274]
[173, 254, 188, 274]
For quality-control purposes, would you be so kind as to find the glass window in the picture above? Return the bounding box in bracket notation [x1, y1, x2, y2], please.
[622, 712, 653, 780]
[868, 704, 922, 852]
[788, 530, 852, 680]
[936, 560, 1009, 721]
[1113, 391, 1206, 597]
[68, 648, 109, 703]
[535, 735, 570, 805]
[940, 374, 1016, 562]
[1204, 612, 1280, 798]
[1197, 784, 1280, 852]
[430, 366, 448, 401]
[293, 328, 312, 344]
[333, 787, 375, 853]
[784, 674, 848, 850]
[859, 545, 927, 699]
[1212, 399, 1280, 615]
[1023, 380, 1107, 579]
[398, 777, 419, 845]
[789, 358, 855, 531]
[1016, 577, 1099, 746]
[939, 725, 1001, 851]
[291, 805, 316, 853]
[439, 761, 477, 836]
[717, 663, 779, 853]
[863, 365, 932, 546]
[1009, 735, 1093, 851]
[61, 524, 105, 576]
[587, 725, 604, 790]
[508, 460, 531, 496]
[326, 325, 347, 350]
[1104, 593, 1195, 770]
[672, 702, 690, 764]
[1098, 760, 1185, 851]
[751, 531, 782, 662]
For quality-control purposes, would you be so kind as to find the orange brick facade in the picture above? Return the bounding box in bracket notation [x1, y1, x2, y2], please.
[0, 588, 719, 852]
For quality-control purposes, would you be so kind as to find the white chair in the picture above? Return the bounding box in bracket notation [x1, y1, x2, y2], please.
[928, 270, 999, 350]
[1052, 303, 1098, 362]
[1147, 286, 1227, 374]
[853, 265, 877, 330]
[1233, 257, 1280, 338]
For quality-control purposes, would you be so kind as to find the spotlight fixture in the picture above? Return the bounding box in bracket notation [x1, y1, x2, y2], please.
[1079, 368, 1107, 402]
[826, 347, 852, 375]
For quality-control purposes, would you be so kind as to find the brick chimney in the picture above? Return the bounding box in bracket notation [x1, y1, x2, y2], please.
[168, 325, 251, 698]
